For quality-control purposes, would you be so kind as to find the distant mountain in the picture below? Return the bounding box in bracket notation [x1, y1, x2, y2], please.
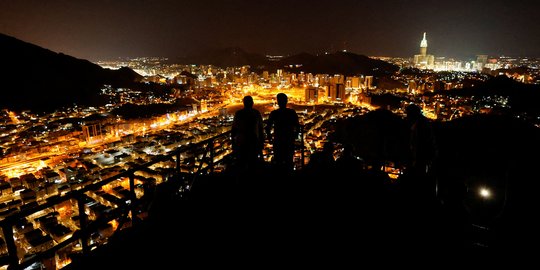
[178, 48, 398, 76]
[278, 51, 399, 76]
[0, 33, 142, 112]
[447, 75, 540, 114]
[181, 47, 267, 67]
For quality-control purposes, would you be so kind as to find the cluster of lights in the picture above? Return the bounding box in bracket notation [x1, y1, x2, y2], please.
[479, 187, 491, 199]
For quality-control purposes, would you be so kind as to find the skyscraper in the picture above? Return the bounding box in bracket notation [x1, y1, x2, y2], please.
[420, 32, 428, 56]
[413, 32, 435, 69]
[305, 87, 318, 104]
[364, 76, 373, 90]
[476, 55, 488, 71]
[329, 83, 345, 101]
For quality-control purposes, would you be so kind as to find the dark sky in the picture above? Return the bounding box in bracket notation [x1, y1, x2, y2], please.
[1, 0, 539, 61]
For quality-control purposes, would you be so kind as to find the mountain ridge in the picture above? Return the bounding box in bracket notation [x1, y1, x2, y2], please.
[0, 33, 142, 112]
[175, 47, 399, 76]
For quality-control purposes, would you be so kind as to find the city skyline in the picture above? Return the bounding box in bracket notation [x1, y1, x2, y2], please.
[1, 2, 540, 263]
[1, 0, 540, 61]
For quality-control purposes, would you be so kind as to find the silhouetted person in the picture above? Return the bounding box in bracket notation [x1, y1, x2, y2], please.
[231, 96, 264, 170]
[335, 144, 366, 188]
[266, 93, 299, 172]
[335, 144, 364, 173]
[306, 142, 336, 181]
[405, 104, 437, 198]
[298, 142, 335, 203]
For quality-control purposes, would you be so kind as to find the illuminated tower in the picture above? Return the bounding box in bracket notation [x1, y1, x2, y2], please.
[420, 32, 428, 56]
[414, 32, 435, 69]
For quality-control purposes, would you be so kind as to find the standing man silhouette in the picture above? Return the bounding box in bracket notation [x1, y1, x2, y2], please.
[266, 93, 299, 172]
[405, 104, 437, 176]
[405, 103, 438, 199]
[231, 96, 264, 169]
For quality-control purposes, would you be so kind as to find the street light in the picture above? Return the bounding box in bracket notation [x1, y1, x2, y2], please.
[479, 187, 491, 199]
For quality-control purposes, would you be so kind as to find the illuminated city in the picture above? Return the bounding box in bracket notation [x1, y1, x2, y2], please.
[1, 0, 540, 268]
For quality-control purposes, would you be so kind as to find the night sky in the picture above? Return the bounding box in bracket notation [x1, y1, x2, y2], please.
[1, 0, 539, 61]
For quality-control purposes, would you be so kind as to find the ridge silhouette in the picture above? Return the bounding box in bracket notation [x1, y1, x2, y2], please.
[1, 33, 141, 112]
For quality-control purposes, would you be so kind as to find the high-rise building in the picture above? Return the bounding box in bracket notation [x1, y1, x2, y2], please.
[200, 99, 208, 112]
[413, 32, 435, 69]
[316, 74, 330, 86]
[82, 124, 103, 144]
[337, 84, 344, 101]
[329, 83, 345, 101]
[420, 32, 428, 56]
[306, 73, 314, 83]
[364, 76, 373, 90]
[327, 84, 334, 100]
[331, 74, 345, 84]
[305, 87, 318, 103]
[476, 55, 488, 71]
[298, 72, 305, 82]
[348, 76, 361, 89]
[319, 87, 328, 102]
[408, 80, 418, 94]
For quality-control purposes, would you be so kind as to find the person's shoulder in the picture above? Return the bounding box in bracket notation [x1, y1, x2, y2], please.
[286, 108, 297, 114]
[419, 116, 432, 125]
[288, 108, 299, 120]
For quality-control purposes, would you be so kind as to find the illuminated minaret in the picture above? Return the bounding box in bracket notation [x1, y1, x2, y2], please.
[420, 32, 428, 56]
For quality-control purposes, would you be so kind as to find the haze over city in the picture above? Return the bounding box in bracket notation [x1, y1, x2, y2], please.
[1, 0, 540, 60]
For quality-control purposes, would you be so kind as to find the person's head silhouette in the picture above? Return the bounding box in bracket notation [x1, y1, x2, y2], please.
[405, 104, 422, 122]
[276, 93, 288, 108]
[342, 143, 355, 157]
[243, 96, 254, 109]
[322, 142, 334, 154]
